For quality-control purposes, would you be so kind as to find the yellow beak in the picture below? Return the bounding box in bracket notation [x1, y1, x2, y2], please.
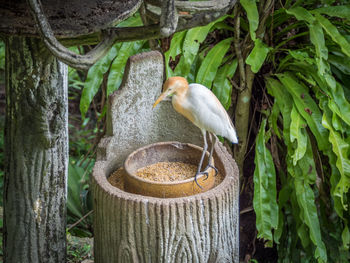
[153, 92, 168, 109]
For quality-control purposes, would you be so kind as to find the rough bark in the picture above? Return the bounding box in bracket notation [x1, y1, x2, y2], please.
[4, 36, 68, 263]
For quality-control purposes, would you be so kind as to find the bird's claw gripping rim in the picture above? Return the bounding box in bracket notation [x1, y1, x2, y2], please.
[204, 164, 218, 177]
[194, 171, 208, 189]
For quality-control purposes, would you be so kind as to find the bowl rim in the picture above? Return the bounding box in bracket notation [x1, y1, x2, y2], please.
[123, 141, 215, 186]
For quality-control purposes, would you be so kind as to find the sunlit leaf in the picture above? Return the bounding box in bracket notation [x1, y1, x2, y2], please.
[246, 39, 271, 73]
[240, 0, 259, 41]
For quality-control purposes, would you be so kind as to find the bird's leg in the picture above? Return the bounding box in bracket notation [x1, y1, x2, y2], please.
[204, 133, 218, 177]
[195, 129, 209, 189]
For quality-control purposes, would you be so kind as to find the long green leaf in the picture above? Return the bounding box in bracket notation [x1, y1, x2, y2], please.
[277, 73, 328, 150]
[212, 59, 238, 109]
[287, 7, 336, 89]
[175, 16, 227, 76]
[107, 40, 145, 96]
[315, 13, 350, 57]
[290, 105, 307, 165]
[286, 7, 315, 23]
[266, 78, 293, 143]
[246, 38, 271, 73]
[240, 0, 259, 41]
[313, 5, 350, 20]
[80, 44, 119, 118]
[294, 178, 327, 263]
[164, 30, 187, 77]
[253, 118, 279, 245]
[196, 38, 233, 88]
[322, 113, 350, 209]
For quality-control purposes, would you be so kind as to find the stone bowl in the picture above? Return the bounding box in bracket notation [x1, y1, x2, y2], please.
[123, 142, 215, 198]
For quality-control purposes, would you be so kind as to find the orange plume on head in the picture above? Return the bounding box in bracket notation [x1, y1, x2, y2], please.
[153, 77, 189, 108]
[162, 76, 188, 92]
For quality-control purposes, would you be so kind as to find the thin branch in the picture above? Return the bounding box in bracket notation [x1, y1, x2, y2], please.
[68, 210, 94, 231]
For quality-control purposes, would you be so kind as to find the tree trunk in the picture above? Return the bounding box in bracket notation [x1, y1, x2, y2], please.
[4, 36, 68, 263]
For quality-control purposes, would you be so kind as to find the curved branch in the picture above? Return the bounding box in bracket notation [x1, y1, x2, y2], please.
[27, 0, 236, 70]
[27, 0, 138, 70]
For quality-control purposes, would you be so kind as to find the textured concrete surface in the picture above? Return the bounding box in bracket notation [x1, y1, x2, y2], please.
[98, 50, 202, 169]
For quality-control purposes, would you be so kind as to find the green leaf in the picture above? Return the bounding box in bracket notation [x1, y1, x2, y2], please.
[286, 7, 315, 24]
[240, 0, 259, 41]
[269, 102, 281, 139]
[328, 83, 350, 127]
[175, 16, 227, 76]
[329, 54, 350, 75]
[116, 13, 143, 27]
[164, 30, 187, 77]
[196, 38, 233, 88]
[246, 39, 271, 73]
[107, 40, 145, 96]
[277, 73, 328, 150]
[315, 13, 350, 57]
[80, 44, 119, 118]
[290, 105, 307, 165]
[287, 7, 336, 89]
[294, 179, 327, 263]
[322, 114, 350, 210]
[288, 50, 314, 64]
[313, 5, 350, 20]
[212, 59, 238, 109]
[266, 78, 293, 142]
[253, 118, 279, 244]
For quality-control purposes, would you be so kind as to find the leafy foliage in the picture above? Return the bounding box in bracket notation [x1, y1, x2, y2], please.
[165, 15, 237, 108]
[164, 1, 350, 261]
[67, 158, 94, 237]
[79, 13, 148, 118]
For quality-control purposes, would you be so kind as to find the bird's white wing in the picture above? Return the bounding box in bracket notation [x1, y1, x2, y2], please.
[184, 84, 238, 143]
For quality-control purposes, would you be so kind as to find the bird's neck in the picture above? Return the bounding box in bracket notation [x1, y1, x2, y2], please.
[173, 85, 188, 100]
[171, 85, 195, 123]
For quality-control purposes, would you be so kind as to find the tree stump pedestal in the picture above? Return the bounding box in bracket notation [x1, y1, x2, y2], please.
[92, 51, 239, 262]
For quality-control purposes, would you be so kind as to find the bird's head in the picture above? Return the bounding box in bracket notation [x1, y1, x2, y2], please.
[153, 77, 188, 108]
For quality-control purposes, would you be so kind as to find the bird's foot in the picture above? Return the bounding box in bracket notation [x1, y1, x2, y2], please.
[204, 164, 218, 177]
[194, 171, 208, 189]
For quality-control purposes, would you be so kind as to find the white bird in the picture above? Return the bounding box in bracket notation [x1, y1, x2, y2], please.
[153, 76, 238, 187]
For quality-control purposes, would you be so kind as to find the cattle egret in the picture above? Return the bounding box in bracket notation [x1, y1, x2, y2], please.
[153, 76, 238, 188]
